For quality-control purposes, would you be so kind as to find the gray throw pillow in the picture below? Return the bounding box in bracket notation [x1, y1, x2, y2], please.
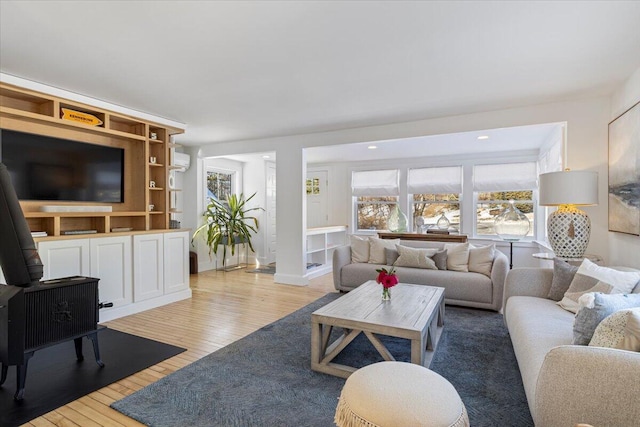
[432, 249, 448, 270]
[573, 293, 640, 345]
[547, 258, 579, 301]
[384, 248, 399, 266]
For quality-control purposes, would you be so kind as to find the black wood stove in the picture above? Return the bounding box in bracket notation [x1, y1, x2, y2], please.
[0, 162, 107, 400]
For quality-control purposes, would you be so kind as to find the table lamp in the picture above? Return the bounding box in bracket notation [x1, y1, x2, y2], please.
[539, 170, 598, 258]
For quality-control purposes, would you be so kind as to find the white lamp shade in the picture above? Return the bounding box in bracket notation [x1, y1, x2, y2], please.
[539, 171, 598, 206]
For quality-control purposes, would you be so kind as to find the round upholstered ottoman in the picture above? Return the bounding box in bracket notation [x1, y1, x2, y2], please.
[334, 361, 469, 427]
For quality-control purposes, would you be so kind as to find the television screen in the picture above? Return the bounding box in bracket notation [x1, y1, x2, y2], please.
[0, 129, 124, 203]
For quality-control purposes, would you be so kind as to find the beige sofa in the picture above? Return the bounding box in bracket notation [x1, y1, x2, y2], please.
[332, 240, 508, 311]
[504, 267, 640, 426]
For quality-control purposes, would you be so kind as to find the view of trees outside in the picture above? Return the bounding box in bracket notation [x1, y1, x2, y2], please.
[356, 196, 397, 230]
[356, 191, 534, 235]
[412, 193, 460, 232]
[476, 191, 534, 236]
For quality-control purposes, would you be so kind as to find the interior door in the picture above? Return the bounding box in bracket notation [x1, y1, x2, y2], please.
[265, 161, 277, 265]
[306, 170, 328, 228]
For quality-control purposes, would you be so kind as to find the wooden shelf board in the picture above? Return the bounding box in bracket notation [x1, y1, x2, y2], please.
[149, 163, 164, 167]
[149, 139, 164, 144]
[24, 211, 147, 218]
[0, 105, 147, 141]
[149, 187, 164, 191]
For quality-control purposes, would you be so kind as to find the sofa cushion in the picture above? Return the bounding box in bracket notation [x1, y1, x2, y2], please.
[350, 235, 370, 263]
[547, 258, 579, 301]
[558, 260, 640, 313]
[339, 263, 493, 303]
[369, 237, 399, 264]
[388, 267, 492, 303]
[589, 308, 640, 351]
[504, 296, 574, 411]
[573, 293, 640, 345]
[432, 249, 448, 270]
[393, 245, 438, 269]
[444, 242, 469, 272]
[385, 247, 447, 270]
[384, 247, 400, 266]
[468, 244, 494, 277]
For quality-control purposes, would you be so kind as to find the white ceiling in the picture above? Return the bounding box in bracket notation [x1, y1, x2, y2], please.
[1, 1, 639, 156]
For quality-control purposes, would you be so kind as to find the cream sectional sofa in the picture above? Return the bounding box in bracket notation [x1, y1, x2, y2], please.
[504, 267, 640, 426]
[332, 239, 509, 311]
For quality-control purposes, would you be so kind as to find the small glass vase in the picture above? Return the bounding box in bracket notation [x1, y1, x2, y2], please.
[436, 213, 450, 230]
[388, 205, 408, 232]
[382, 287, 391, 301]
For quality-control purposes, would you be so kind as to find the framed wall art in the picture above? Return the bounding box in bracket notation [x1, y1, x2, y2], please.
[608, 100, 640, 235]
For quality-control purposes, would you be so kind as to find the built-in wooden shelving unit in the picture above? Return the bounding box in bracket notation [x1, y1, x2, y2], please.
[0, 83, 185, 238]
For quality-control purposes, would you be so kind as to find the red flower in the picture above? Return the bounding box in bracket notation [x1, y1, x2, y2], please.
[375, 266, 398, 288]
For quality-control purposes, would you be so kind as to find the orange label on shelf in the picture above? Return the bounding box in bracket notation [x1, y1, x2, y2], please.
[61, 108, 103, 126]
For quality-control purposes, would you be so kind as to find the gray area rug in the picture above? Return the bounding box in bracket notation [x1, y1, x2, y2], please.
[112, 293, 533, 426]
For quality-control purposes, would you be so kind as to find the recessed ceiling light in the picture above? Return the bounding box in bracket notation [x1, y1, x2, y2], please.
[368, 145, 377, 149]
[477, 135, 490, 140]
[262, 155, 270, 159]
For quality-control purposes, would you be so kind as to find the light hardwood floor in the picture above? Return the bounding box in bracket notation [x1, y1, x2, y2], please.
[21, 269, 337, 427]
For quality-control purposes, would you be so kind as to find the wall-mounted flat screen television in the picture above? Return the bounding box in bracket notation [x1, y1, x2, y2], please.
[0, 129, 124, 203]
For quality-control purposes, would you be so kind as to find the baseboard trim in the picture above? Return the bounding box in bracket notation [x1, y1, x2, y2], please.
[274, 273, 309, 286]
[98, 288, 192, 323]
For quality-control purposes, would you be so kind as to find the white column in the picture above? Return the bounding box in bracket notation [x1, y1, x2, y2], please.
[274, 147, 309, 285]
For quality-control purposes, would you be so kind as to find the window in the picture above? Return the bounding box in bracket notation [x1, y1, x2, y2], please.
[352, 169, 399, 231]
[473, 163, 537, 237]
[409, 166, 462, 231]
[356, 196, 398, 230]
[206, 169, 234, 203]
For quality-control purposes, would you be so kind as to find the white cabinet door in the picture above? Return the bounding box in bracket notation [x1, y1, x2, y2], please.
[133, 233, 164, 302]
[164, 231, 189, 294]
[38, 239, 90, 280]
[90, 236, 132, 309]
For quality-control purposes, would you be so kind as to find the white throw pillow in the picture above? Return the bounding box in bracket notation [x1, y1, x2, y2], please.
[444, 242, 470, 272]
[369, 238, 400, 264]
[393, 245, 438, 269]
[589, 308, 640, 352]
[558, 259, 640, 313]
[468, 244, 495, 277]
[350, 235, 370, 263]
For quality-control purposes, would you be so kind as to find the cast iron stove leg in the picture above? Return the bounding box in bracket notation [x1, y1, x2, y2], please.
[87, 332, 104, 367]
[74, 337, 84, 362]
[15, 351, 34, 401]
[0, 363, 7, 386]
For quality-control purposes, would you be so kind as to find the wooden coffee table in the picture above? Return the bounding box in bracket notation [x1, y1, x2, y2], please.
[311, 281, 445, 378]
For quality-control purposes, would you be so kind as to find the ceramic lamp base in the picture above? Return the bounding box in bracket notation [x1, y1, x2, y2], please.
[547, 205, 591, 258]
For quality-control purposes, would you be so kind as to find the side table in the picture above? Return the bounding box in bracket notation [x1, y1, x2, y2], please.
[533, 252, 603, 266]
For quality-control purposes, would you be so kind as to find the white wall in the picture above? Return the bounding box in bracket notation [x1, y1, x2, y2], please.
[609, 66, 640, 268]
[193, 95, 613, 283]
[243, 158, 267, 265]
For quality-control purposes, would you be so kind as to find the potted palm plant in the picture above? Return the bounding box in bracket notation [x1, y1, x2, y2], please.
[193, 192, 262, 270]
